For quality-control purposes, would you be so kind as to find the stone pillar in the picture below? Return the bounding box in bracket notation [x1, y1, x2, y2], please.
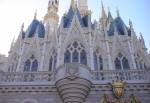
[16, 40, 26, 72]
[39, 40, 47, 71]
[104, 29, 113, 70]
[105, 39, 113, 70]
[127, 40, 136, 69]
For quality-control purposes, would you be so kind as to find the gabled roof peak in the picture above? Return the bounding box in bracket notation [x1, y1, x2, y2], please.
[101, 0, 107, 19]
[63, 4, 89, 28]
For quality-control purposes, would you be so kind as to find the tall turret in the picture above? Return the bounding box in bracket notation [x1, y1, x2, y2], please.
[44, 0, 59, 31]
[139, 33, 147, 50]
[107, 8, 113, 24]
[71, 0, 77, 10]
[78, 0, 88, 16]
[99, 1, 107, 31]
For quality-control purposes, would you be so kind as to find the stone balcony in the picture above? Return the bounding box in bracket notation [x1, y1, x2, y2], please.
[91, 69, 150, 84]
[0, 64, 149, 85]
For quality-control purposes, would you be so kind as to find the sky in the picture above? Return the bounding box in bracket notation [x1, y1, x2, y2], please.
[0, 0, 150, 56]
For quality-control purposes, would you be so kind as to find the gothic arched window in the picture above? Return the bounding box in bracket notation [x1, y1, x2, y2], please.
[64, 50, 71, 63]
[144, 63, 147, 69]
[114, 58, 121, 70]
[114, 53, 130, 70]
[122, 57, 130, 70]
[24, 59, 31, 72]
[139, 61, 143, 70]
[99, 56, 103, 70]
[93, 51, 103, 71]
[72, 50, 79, 62]
[49, 51, 57, 72]
[31, 60, 38, 72]
[80, 50, 87, 65]
[24, 55, 38, 72]
[64, 41, 87, 65]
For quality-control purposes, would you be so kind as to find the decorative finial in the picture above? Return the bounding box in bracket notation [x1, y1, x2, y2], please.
[71, 0, 75, 8]
[101, 0, 107, 18]
[21, 23, 24, 31]
[116, 8, 120, 17]
[140, 32, 143, 38]
[101, 0, 104, 9]
[34, 10, 37, 19]
[75, 0, 77, 8]
[108, 6, 110, 12]
[10, 35, 15, 48]
[129, 19, 133, 28]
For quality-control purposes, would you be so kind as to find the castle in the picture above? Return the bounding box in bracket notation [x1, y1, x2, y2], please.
[0, 0, 150, 103]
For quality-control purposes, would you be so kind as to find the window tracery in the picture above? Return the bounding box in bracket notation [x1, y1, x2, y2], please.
[24, 55, 38, 72]
[64, 41, 87, 65]
[93, 50, 103, 71]
[114, 53, 130, 70]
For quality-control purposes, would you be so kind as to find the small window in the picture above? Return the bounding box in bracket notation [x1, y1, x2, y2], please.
[23, 55, 38, 72]
[64, 50, 71, 63]
[24, 59, 31, 72]
[114, 53, 130, 70]
[93, 51, 103, 71]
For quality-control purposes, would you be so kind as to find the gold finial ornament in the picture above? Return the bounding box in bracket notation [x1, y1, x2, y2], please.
[111, 80, 125, 99]
[71, 0, 77, 10]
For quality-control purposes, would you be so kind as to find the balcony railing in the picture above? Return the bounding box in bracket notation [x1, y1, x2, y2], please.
[91, 70, 150, 83]
[0, 69, 149, 84]
[0, 72, 52, 84]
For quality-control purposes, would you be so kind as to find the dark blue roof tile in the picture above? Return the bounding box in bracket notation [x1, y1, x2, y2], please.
[36, 22, 45, 38]
[25, 19, 45, 38]
[26, 19, 39, 38]
[107, 17, 130, 36]
[114, 17, 125, 35]
[63, 7, 88, 28]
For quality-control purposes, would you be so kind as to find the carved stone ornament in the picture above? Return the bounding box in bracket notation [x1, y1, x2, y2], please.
[66, 64, 79, 77]
[111, 80, 125, 99]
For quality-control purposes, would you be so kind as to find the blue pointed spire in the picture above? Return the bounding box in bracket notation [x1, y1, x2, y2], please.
[107, 7, 113, 23]
[116, 8, 120, 17]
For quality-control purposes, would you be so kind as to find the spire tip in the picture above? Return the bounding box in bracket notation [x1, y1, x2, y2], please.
[116, 8, 120, 17]
[34, 10, 37, 19]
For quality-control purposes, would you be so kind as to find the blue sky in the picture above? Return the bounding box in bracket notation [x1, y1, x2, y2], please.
[0, 0, 149, 55]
